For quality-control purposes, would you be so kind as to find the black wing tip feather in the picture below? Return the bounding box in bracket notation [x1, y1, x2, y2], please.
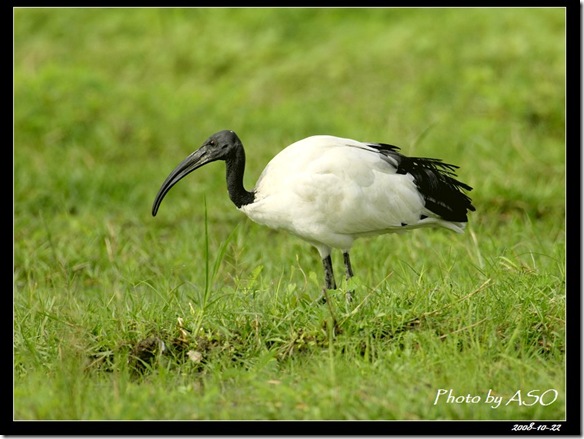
[411, 162, 475, 221]
[374, 142, 401, 152]
[368, 141, 475, 221]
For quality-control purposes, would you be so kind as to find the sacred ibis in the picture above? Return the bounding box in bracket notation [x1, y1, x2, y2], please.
[152, 130, 475, 294]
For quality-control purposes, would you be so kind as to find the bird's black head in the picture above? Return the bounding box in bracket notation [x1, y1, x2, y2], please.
[202, 130, 243, 160]
[151, 130, 243, 216]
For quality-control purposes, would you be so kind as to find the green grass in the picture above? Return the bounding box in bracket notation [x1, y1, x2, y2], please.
[14, 7, 566, 423]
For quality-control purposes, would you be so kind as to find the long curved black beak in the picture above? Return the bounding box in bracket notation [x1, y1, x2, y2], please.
[152, 146, 211, 216]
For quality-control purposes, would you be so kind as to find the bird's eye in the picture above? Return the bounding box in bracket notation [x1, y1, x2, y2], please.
[209, 140, 216, 146]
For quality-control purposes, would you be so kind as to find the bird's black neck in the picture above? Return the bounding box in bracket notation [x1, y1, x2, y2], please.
[225, 146, 255, 208]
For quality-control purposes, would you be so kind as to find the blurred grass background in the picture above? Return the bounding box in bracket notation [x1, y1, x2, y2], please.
[14, 7, 566, 422]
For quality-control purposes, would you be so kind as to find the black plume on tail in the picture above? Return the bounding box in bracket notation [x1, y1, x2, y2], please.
[370, 143, 475, 222]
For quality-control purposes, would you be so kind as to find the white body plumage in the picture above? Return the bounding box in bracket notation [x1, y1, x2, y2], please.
[240, 135, 465, 259]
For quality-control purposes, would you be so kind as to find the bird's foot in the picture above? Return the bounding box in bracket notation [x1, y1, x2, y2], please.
[317, 289, 353, 304]
[345, 290, 354, 303]
[317, 288, 329, 305]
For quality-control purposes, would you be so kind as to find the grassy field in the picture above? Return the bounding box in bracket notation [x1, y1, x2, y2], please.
[14, 7, 567, 428]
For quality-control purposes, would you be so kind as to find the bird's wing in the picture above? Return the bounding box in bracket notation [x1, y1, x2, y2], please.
[247, 137, 418, 241]
[294, 141, 427, 234]
[367, 143, 475, 222]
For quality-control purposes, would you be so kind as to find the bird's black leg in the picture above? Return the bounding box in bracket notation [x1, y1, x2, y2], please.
[320, 255, 340, 333]
[343, 252, 354, 301]
[318, 255, 337, 305]
[323, 255, 337, 290]
[343, 252, 354, 280]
